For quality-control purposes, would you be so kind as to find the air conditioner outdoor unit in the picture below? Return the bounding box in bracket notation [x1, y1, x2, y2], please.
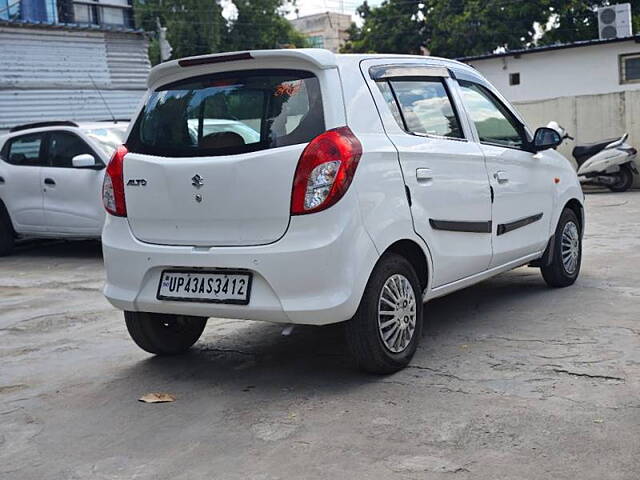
[598, 3, 633, 40]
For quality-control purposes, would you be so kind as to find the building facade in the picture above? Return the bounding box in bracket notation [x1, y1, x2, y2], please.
[290, 12, 351, 53]
[463, 36, 640, 103]
[462, 36, 640, 187]
[0, 0, 148, 132]
[0, 0, 134, 29]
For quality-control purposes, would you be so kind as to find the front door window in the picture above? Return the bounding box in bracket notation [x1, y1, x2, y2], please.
[47, 132, 95, 168]
[458, 81, 527, 149]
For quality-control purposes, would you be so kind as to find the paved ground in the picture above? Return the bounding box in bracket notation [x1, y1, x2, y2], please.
[1, 191, 639, 480]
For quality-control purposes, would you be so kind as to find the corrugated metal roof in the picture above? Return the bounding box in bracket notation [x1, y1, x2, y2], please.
[0, 89, 144, 130]
[0, 25, 150, 131]
[459, 35, 640, 62]
[106, 33, 150, 90]
[0, 27, 150, 90]
[0, 27, 111, 88]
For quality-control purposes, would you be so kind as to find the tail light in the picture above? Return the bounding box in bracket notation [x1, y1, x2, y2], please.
[102, 145, 128, 217]
[291, 127, 362, 215]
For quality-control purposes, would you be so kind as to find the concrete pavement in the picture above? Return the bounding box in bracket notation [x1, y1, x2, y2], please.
[1, 192, 639, 479]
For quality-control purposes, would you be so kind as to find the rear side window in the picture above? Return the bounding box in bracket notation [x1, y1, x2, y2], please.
[458, 80, 526, 149]
[3, 133, 44, 166]
[377, 79, 464, 140]
[128, 69, 325, 157]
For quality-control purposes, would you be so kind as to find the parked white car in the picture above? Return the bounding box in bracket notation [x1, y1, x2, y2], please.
[102, 50, 584, 373]
[0, 121, 127, 254]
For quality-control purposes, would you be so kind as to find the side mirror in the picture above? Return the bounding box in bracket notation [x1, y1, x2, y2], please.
[72, 153, 100, 169]
[532, 127, 562, 152]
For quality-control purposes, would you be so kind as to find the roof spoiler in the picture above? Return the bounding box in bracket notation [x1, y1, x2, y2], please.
[178, 52, 253, 67]
[147, 49, 338, 89]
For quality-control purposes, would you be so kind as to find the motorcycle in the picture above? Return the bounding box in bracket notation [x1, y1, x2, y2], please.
[547, 121, 638, 192]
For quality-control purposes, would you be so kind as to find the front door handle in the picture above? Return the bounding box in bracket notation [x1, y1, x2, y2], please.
[493, 171, 509, 184]
[44, 178, 56, 186]
[0, 176, 5, 184]
[416, 168, 433, 184]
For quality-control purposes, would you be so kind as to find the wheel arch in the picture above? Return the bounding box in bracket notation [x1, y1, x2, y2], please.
[0, 198, 15, 236]
[563, 198, 584, 236]
[530, 196, 584, 269]
[382, 239, 430, 292]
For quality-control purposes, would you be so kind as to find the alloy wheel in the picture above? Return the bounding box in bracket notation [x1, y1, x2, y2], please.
[561, 221, 580, 275]
[377, 274, 417, 353]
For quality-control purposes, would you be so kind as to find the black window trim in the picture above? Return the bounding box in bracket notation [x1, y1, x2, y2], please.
[381, 76, 468, 142]
[0, 140, 8, 162]
[458, 79, 533, 153]
[43, 130, 105, 169]
[2, 132, 47, 167]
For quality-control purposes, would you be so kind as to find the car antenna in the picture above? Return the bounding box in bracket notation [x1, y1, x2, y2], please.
[88, 73, 117, 123]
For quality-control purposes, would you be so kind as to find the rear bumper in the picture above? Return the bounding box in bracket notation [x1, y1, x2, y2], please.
[102, 199, 379, 326]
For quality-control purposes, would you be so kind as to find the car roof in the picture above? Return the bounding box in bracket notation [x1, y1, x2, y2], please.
[3, 121, 128, 137]
[77, 122, 129, 131]
[147, 48, 484, 90]
[334, 53, 484, 82]
[334, 52, 468, 67]
[0, 121, 130, 149]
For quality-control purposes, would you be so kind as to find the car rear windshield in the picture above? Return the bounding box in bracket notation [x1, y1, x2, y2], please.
[127, 69, 325, 157]
[84, 127, 127, 157]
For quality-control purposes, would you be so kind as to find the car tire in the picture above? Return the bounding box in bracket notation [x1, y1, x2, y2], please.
[608, 164, 634, 192]
[0, 211, 14, 257]
[345, 253, 423, 374]
[125, 311, 207, 355]
[541, 209, 582, 288]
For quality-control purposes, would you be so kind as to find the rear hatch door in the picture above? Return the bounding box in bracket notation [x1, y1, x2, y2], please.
[124, 69, 325, 246]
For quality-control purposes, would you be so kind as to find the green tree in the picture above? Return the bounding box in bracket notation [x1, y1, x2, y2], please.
[540, 1, 640, 45]
[227, 0, 308, 50]
[341, 0, 424, 54]
[345, 0, 640, 58]
[135, 0, 305, 65]
[135, 0, 226, 63]
[344, 0, 555, 58]
[424, 0, 553, 58]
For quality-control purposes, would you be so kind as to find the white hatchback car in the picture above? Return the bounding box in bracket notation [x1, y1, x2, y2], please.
[0, 121, 127, 255]
[102, 50, 584, 373]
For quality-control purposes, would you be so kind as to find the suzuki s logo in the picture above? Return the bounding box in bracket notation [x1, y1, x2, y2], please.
[127, 179, 147, 186]
[191, 174, 204, 188]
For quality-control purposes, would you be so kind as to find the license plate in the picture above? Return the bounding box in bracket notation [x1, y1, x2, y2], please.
[157, 270, 252, 304]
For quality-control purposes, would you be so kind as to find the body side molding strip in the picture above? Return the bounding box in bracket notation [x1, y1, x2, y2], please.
[429, 219, 492, 233]
[497, 213, 543, 236]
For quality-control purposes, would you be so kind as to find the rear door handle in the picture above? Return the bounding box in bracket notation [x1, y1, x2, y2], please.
[416, 168, 433, 184]
[44, 178, 56, 186]
[493, 171, 509, 184]
[0, 176, 5, 184]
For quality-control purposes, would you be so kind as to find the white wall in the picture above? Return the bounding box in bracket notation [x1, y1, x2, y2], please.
[512, 91, 640, 187]
[468, 40, 640, 103]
